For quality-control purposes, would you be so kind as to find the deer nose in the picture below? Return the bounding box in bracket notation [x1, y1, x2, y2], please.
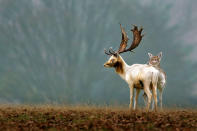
[104, 63, 109, 67]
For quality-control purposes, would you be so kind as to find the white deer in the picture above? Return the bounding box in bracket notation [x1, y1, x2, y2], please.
[104, 24, 160, 111]
[143, 52, 166, 109]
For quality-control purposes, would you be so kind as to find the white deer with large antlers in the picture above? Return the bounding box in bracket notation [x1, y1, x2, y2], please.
[104, 24, 160, 111]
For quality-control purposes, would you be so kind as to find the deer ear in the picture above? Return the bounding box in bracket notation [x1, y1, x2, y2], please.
[158, 52, 162, 59]
[148, 53, 153, 58]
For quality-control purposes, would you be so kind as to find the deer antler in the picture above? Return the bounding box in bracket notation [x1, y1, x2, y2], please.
[104, 24, 129, 55]
[104, 47, 116, 55]
[118, 24, 129, 53]
[104, 24, 144, 55]
[118, 25, 144, 54]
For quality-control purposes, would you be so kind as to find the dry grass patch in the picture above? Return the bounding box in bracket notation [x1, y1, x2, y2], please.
[0, 105, 196, 130]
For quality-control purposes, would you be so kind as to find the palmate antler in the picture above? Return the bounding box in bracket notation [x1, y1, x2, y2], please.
[104, 24, 144, 55]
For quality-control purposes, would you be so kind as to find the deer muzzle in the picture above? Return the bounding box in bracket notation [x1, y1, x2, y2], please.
[104, 62, 111, 67]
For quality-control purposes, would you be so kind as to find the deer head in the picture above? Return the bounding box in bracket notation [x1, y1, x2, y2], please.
[104, 24, 144, 68]
[148, 52, 162, 67]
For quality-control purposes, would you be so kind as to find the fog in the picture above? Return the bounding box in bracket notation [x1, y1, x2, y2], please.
[0, 0, 196, 107]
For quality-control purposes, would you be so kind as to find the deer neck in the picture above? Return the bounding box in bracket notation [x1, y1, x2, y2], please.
[114, 56, 128, 80]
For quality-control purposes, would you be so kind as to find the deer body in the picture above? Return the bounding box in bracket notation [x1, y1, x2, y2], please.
[144, 52, 166, 109]
[104, 24, 162, 111]
[104, 55, 160, 110]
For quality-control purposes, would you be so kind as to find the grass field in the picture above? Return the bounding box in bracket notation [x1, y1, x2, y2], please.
[0, 105, 196, 130]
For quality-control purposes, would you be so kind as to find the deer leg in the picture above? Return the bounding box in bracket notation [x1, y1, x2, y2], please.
[143, 92, 147, 105]
[152, 86, 158, 111]
[151, 95, 154, 110]
[143, 90, 154, 110]
[134, 89, 140, 110]
[129, 85, 134, 111]
[158, 87, 163, 109]
[150, 89, 154, 110]
[144, 83, 152, 111]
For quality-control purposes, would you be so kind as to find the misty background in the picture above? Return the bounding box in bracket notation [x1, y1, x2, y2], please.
[0, 0, 197, 107]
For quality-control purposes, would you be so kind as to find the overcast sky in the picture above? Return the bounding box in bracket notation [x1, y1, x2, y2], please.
[169, 0, 197, 58]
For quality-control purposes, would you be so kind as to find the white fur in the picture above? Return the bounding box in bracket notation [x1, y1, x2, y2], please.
[157, 70, 166, 108]
[104, 55, 160, 111]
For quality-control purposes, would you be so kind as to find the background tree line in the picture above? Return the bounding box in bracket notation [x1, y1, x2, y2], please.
[0, 0, 196, 106]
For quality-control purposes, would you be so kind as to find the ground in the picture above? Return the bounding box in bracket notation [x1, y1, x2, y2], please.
[0, 105, 196, 130]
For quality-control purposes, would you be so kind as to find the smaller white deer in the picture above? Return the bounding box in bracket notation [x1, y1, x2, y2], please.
[104, 24, 160, 111]
[143, 52, 166, 109]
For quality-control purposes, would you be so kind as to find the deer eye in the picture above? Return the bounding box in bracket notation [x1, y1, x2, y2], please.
[111, 59, 115, 63]
[113, 54, 118, 57]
